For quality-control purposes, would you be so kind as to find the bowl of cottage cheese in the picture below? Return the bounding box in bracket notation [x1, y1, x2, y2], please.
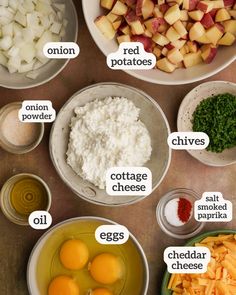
[50, 82, 171, 206]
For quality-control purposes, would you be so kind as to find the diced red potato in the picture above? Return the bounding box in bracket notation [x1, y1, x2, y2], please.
[153, 46, 162, 57]
[166, 26, 181, 41]
[218, 31, 235, 44]
[183, 0, 200, 11]
[180, 10, 189, 20]
[171, 39, 187, 48]
[125, 0, 137, 6]
[144, 28, 153, 37]
[142, 0, 155, 19]
[144, 17, 167, 34]
[229, 9, 236, 18]
[153, 5, 164, 17]
[183, 50, 202, 67]
[113, 19, 122, 30]
[200, 13, 214, 28]
[156, 57, 176, 72]
[107, 12, 120, 23]
[212, 0, 224, 8]
[95, 0, 236, 73]
[215, 22, 225, 32]
[195, 33, 211, 43]
[173, 20, 188, 36]
[101, 0, 116, 10]
[188, 10, 204, 21]
[152, 32, 170, 45]
[197, 0, 214, 13]
[119, 24, 131, 35]
[117, 34, 131, 43]
[136, 0, 142, 16]
[158, 0, 166, 5]
[165, 43, 175, 49]
[189, 21, 205, 40]
[131, 35, 153, 51]
[215, 8, 231, 21]
[187, 40, 198, 51]
[209, 8, 218, 17]
[161, 46, 168, 55]
[111, 1, 128, 15]
[125, 10, 140, 23]
[128, 19, 144, 34]
[164, 4, 181, 25]
[95, 15, 116, 39]
[181, 33, 189, 39]
[223, 0, 236, 7]
[205, 24, 224, 44]
[223, 19, 236, 34]
[167, 47, 184, 63]
[200, 44, 217, 62]
[160, 3, 170, 14]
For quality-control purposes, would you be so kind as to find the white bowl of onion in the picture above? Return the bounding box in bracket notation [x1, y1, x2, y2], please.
[0, 0, 78, 89]
[82, 0, 236, 85]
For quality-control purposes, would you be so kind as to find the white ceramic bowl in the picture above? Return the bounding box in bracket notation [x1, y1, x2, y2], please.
[27, 216, 149, 295]
[50, 82, 171, 206]
[0, 0, 78, 89]
[82, 1, 236, 85]
[177, 81, 236, 166]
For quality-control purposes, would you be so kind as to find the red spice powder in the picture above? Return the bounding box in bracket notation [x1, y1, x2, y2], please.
[178, 198, 192, 223]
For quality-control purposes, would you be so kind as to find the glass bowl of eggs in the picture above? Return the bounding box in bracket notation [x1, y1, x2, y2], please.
[156, 188, 205, 239]
[27, 216, 149, 295]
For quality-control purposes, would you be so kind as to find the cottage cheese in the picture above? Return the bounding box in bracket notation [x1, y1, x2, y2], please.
[66, 97, 152, 189]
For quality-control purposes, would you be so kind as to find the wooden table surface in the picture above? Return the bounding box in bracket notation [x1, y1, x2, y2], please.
[0, 2, 236, 295]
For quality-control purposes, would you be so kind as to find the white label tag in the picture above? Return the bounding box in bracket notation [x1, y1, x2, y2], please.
[107, 42, 156, 70]
[43, 42, 80, 59]
[19, 100, 56, 123]
[28, 211, 52, 230]
[95, 225, 129, 245]
[167, 132, 209, 150]
[164, 247, 211, 274]
[106, 167, 152, 196]
[194, 192, 232, 222]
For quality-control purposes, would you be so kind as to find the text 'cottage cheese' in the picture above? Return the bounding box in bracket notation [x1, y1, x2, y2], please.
[66, 97, 152, 189]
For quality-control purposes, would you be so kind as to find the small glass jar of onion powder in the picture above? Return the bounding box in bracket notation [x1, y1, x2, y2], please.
[0, 102, 44, 154]
[156, 188, 204, 239]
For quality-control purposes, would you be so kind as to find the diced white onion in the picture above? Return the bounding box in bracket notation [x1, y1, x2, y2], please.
[0, 0, 67, 78]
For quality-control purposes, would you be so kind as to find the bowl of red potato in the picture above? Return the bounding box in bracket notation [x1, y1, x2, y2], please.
[82, 0, 236, 85]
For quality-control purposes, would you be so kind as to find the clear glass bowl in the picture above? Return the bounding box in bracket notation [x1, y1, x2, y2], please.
[0, 173, 51, 226]
[0, 102, 44, 154]
[156, 188, 205, 239]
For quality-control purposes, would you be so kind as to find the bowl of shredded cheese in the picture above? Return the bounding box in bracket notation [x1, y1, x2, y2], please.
[162, 229, 236, 295]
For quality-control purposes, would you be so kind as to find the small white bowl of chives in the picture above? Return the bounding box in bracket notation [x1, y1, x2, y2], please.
[177, 81, 236, 167]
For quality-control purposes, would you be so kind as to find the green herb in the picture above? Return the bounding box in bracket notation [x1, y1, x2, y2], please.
[192, 93, 236, 153]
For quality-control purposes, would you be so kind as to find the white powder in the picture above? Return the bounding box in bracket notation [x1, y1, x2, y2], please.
[1, 109, 39, 146]
[66, 97, 152, 189]
[164, 198, 185, 227]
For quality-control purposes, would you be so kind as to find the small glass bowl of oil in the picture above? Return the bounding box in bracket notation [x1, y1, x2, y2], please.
[0, 173, 51, 225]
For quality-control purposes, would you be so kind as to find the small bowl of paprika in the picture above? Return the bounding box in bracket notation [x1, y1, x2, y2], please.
[156, 188, 204, 239]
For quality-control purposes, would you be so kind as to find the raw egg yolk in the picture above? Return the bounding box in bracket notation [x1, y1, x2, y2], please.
[48, 275, 79, 295]
[91, 288, 113, 295]
[90, 253, 123, 284]
[60, 239, 89, 270]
